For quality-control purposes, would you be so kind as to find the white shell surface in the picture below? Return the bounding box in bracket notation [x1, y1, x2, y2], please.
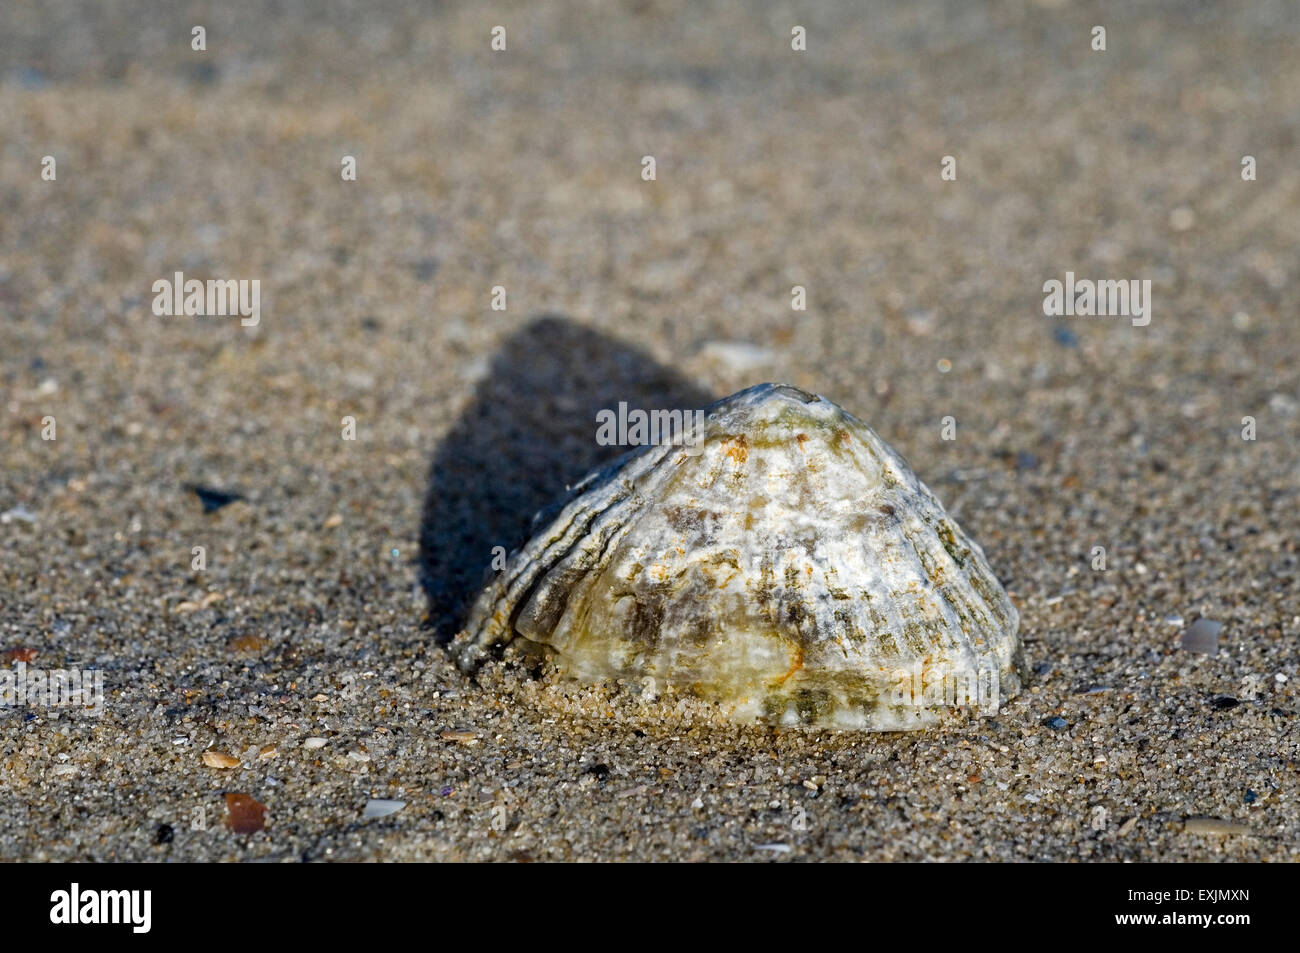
[452, 383, 1022, 729]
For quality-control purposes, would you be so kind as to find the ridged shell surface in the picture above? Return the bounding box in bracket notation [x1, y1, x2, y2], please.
[452, 383, 1022, 729]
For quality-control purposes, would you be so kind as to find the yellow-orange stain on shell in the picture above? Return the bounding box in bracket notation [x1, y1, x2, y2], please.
[774, 645, 804, 686]
[724, 435, 749, 464]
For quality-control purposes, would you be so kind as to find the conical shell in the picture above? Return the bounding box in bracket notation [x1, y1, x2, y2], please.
[452, 383, 1022, 729]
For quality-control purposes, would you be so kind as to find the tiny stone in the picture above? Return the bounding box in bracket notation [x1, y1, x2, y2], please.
[186, 484, 244, 514]
[439, 729, 478, 744]
[1043, 716, 1069, 730]
[1182, 817, 1250, 836]
[1164, 613, 1185, 627]
[224, 793, 267, 834]
[201, 750, 240, 769]
[1075, 684, 1110, 695]
[1210, 694, 1240, 710]
[303, 737, 327, 749]
[1243, 790, 1257, 804]
[1052, 326, 1079, 348]
[363, 798, 406, 819]
[0, 505, 37, 525]
[154, 824, 174, 845]
[755, 843, 792, 853]
[1180, 618, 1221, 656]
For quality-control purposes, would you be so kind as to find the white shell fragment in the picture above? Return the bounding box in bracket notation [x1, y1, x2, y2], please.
[363, 799, 407, 819]
[452, 383, 1023, 729]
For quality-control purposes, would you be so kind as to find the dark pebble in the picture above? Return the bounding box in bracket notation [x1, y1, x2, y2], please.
[1244, 790, 1257, 804]
[1210, 695, 1240, 710]
[154, 824, 174, 845]
[1053, 326, 1079, 348]
[410, 258, 439, 281]
[1043, 716, 1069, 730]
[187, 484, 244, 513]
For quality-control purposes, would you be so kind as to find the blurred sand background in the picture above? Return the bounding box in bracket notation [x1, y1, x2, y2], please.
[1, 0, 1297, 860]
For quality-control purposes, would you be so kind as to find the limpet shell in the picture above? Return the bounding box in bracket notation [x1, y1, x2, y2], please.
[452, 383, 1023, 730]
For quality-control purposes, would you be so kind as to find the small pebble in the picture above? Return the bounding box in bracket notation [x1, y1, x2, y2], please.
[1043, 716, 1069, 730]
[1210, 694, 1240, 710]
[201, 750, 240, 769]
[0, 505, 37, 525]
[302, 737, 328, 749]
[187, 484, 244, 513]
[1180, 618, 1221, 656]
[226, 633, 267, 654]
[175, 591, 224, 614]
[1243, 790, 1257, 804]
[224, 793, 267, 834]
[1182, 817, 1249, 836]
[1053, 326, 1079, 348]
[755, 843, 792, 854]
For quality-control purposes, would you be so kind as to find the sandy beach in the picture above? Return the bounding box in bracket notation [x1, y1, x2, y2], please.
[1, 0, 1297, 861]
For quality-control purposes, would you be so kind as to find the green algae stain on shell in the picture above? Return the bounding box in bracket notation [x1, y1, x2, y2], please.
[451, 383, 1023, 730]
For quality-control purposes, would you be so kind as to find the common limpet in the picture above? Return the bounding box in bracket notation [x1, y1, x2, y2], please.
[451, 383, 1023, 730]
